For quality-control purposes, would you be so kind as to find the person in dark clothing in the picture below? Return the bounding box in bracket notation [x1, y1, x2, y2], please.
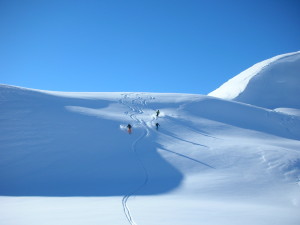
[156, 110, 160, 117]
[155, 123, 160, 130]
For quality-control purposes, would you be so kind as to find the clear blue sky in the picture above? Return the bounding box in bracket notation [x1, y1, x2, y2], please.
[1, 0, 299, 94]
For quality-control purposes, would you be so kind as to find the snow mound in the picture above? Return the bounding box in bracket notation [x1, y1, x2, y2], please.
[208, 51, 300, 109]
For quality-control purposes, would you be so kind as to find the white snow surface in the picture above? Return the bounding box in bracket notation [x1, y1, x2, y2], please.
[0, 84, 300, 225]
[208, 51, 300, 109]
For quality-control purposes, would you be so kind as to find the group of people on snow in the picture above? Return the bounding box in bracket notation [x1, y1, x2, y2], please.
[127, 110, 160, 134]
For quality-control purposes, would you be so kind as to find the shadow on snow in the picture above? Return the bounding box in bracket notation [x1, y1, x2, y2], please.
[0, 87, 182, 196]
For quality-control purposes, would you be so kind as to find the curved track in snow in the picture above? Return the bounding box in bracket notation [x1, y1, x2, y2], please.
[122, 128, 148, 225]
[120, 93, 152, 225]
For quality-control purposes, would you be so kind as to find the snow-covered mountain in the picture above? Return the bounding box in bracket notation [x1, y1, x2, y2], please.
[209, 51, 300, 111]
[1, 82, 300, 225]
[1, 51, 300, 225]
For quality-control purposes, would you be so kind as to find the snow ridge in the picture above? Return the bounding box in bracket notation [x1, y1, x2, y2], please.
[208, 51, 300, 109]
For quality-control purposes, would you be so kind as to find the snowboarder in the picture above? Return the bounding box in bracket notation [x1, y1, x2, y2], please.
[127, 124, 132, 134]
[156, 110, 160, 117]
[155, 123, 160, 130]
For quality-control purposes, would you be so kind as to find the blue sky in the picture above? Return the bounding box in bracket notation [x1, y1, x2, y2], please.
[1, 0, 299, 94]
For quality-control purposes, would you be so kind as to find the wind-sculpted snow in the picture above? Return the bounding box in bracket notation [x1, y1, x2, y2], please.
[1, 84, 300, 225]
[209, 51, 300, 109]
[183, 96, 300, 140]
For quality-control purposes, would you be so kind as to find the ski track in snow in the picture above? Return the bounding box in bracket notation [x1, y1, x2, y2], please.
[120, 93, 153, 225]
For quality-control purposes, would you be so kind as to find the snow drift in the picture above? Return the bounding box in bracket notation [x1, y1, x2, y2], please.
[209, 51, 300, 110]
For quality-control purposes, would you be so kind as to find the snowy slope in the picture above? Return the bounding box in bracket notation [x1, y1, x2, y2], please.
[208, 51, 300, 110]
[0, 84, 300, 225]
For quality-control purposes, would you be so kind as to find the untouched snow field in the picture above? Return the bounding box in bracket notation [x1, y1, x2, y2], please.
[1, 51, 300, 225]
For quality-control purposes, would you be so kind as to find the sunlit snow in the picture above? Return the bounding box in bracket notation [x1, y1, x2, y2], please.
[1, 51, 300, 225]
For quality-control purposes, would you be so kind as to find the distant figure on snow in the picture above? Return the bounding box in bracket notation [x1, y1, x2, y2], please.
[156, 110, 160, 117]
[155, 123, 160, 130]
[127, 124, 132, 134]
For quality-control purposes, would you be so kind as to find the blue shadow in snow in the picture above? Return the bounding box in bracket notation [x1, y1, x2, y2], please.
[159, 147, 215, 169]
[0, 86, 183, 196]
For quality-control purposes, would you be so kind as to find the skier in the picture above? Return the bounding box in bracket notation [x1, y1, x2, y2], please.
[127, 124, 132, 134]
[156, 110, 160, 117]
[155, 123, 160, 130]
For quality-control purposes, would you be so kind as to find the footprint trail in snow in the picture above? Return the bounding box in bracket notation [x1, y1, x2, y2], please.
[120, 93, 154, 225]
